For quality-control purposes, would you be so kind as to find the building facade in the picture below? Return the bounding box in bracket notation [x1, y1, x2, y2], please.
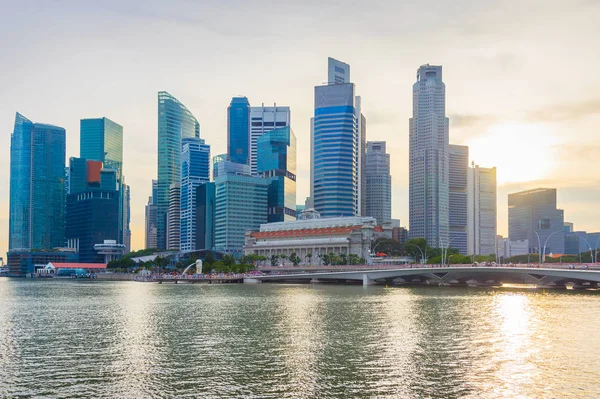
[257, 126, 297, 223]
[409, 65, 449, 248]
[467, 163, 497, 256]
[9, 113, 66, 252]
[448, 145, 468, 254]
[311, 57, 364, 218]
[227, 96, 250, 165]
[195, 182, 216, 251]
[214, 170, 268, 257]
[167, 183, 181, 250]
[180, 137, 210, 251]
[365, 141, 391, 225]
[508, 188, 565, 255]
[145, 196, 158, 249]
[249, 104, 290, 175]
[157, 91, 199, 249]
[244, 213, 386, 266]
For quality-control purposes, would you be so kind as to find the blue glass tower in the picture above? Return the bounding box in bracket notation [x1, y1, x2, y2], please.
[257, 126, 297, 222]
[180, 137, 210, 252]
[195, 182, 216, 251]
[9, 113, 66, 251]
[157, 91, 200, 250]
[311, 81, 359, 217]
[227, 97, 250, 165]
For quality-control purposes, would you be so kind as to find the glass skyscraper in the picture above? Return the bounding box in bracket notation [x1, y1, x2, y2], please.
[257, 126, 297, 223]
[365, 141, 391, 226]
[180, 137, 210, 252]
[409, 64, 449, 248]
[195, 182, 216, 251]
[448, 144, 469, 254]
[311, 58, 363, 217]
[9, 113, 66, 251]
[227, 97, 250, 165]
[249, 105, 290, 175]
[157, 91, 200, 249]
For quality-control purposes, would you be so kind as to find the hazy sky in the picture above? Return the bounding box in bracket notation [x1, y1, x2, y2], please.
[1, 0, 600, 258]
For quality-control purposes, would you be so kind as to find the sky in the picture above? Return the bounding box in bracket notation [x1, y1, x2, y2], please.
[1, 0, 600, 259]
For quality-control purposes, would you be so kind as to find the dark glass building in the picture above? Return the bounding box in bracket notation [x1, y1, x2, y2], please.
[227, 97, 250, 165]
[66, 158, 120, 263]
[257, 126, 297, 223]
[195, 182, 216, 251]
[7, 250, 78, 276]
[9, 113, 66, 252]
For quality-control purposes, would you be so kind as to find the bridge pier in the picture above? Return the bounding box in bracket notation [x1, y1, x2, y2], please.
[244, 278, 262, 284]
[363, 274, 374, 286]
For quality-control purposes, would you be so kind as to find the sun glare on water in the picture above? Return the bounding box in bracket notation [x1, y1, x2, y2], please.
[467, 123, 558, 185]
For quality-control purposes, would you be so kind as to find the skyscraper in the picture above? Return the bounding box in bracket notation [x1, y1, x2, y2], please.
[327, 57, 350, 84]
[145, 180, 158, 249]
[311, 57, 364, 218]
[214, 163, 268, 257]
[9, 113, 66, 251]
[365, 141, 391, 226]
[195, 182, 216, 251]
[467, 163, 497, 256]
[66, 158, 120, 263]
[257, 126, 297, 223]
[180, 137, 210, 252]
[508, 188, 564, 255]
[249, 104, 290, 175]
[448, 145, 468, 254]
[409, 64, 449, 248]
[167, 183, 181, 251]
[157, 91, 199, 249]
[227, 96, 250, 165]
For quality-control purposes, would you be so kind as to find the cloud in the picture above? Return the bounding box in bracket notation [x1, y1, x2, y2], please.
[528, 99, 600, 122]
[449, 113, 498, 129]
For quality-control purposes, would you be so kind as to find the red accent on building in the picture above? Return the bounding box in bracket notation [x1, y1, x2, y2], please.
[86, 160, 103, 185]
[251, 226, 362, 239]
[50, 262, 107, 269]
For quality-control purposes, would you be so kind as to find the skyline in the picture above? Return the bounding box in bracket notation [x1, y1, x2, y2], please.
[2, 0, 600, 258]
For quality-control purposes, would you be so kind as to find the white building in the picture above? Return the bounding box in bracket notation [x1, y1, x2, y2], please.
[244, 210, 389, 266]
[249, 105, 290, 176]
[167, 183, 181, 250]
[409, 64, 449, 247]
[467, 164, 497, 255]
[499, 238, 529, 258]
[365, 141, 391, 225]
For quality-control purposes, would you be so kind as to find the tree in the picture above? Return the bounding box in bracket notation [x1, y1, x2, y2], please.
[222, 254, 235, 267]
[405, 238, 430, 264]
[271, 254, 278, 266]
[288, 252, 301, 266]
[305, 252, 313, 266]
[338, 253, 348, 265]
[202, 261, 213, 274]
[348, 254, 362, 265]
[204, 252, 215, 266]
[371, 238, 405, 256]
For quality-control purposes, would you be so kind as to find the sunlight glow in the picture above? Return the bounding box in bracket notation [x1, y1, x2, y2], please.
[468, 123, 559, 185]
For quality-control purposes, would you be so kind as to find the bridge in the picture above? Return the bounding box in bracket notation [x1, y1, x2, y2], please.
[247, 265, 600, 289]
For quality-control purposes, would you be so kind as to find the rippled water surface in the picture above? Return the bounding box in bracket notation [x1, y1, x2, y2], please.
[1, 279, 599, 398]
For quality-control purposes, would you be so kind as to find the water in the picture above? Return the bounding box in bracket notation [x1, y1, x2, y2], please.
[0, 279, 599, 398]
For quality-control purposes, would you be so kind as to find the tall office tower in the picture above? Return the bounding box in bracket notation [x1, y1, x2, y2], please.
[80, 117, 128, 246]
[9, 113, 66, 251]
[467, 163, 497, 256]
[365, 141, 391, 225]
[195, 182, 216, 251]
[214, 162, 268, 257]
[145, 196, 158, 249]
[157, 91, 200, 249]
[124, 184, 131, 253]
[311, 57, 363, 217]
[66, 158, 120, 263]
[508, 188, 565, 255]
[257, 126, 297, 223]
[227, 96, 250, 165]
[249, 104, 290, 175]
[167, 183, 181, 250]
[409, 64, 450, 248]
[448, 145, 468, 254]
[180, 137, 211, 252]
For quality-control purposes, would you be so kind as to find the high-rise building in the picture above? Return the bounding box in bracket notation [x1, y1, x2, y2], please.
[564, 222, 574, 234]
[157, 91, 200, 249]
[167, 183, 181, 251]
[327, 57, 350, 84]
[365, 141, 391, 226]
[508, 188, 565, 255]
[214, 164, 268, 257]
[145, 180, 158, 249]
[409, 65, 449, 248]
[66, 158, 120, 263]
[392, 227, 408, 244]
[257, 126, 297, 223]
[9, 113, 66, 252]
[467, 163, 497, 256]
[228, 97, 250, 165]
[180, 137, 210, 252]
[311, 57, 364, 218]
[448, 145, 468, 254]
[249, 105, 290, 176]
[195, 182, 216, 251]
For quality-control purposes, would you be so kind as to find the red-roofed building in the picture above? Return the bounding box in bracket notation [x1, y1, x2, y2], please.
[48, 262, 107, 270]
[244, 213, 391, 266]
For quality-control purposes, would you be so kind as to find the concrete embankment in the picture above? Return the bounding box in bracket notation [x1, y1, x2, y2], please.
[96, 273, 136, 281]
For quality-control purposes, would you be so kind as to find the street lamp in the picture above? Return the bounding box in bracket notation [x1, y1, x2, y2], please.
[538, 230, 562, 264]
[440, 237, 456, 267]
[406, 243, 425, 266]
[447, 253, 457, 266]
[580, 237, 594, 264]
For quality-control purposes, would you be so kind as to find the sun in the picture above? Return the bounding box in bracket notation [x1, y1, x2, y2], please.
[467, 123, 559, 185]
